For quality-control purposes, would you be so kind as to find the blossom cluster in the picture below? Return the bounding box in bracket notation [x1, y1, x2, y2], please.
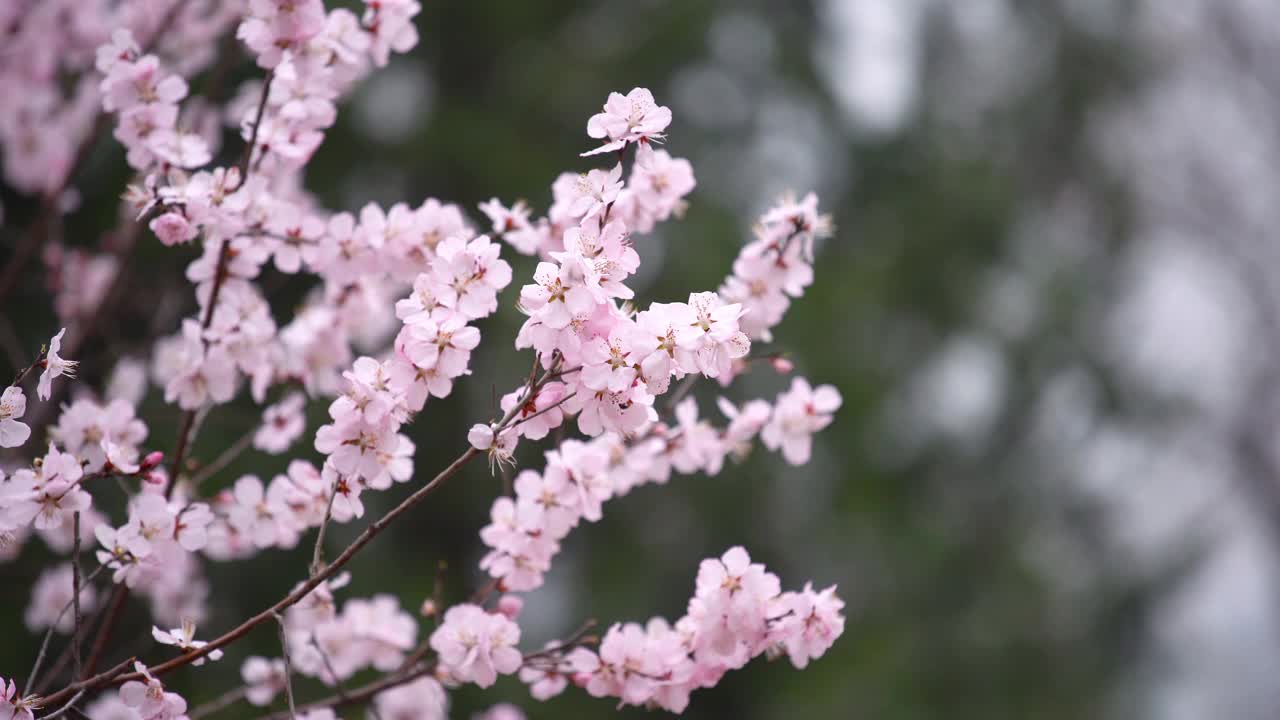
[0, 0, 235, 197]
[477, 377, 842, 594]
[0, 1, 847, 716]
[283, 576, 419, 687]
[551, 547, 844, 713]
[481, 88, 694, 255]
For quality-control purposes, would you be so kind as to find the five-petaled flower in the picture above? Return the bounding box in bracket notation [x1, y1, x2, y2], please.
[37, 328, 78, 401]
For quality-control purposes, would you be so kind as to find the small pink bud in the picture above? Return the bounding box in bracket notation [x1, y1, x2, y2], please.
[143, 470, 166, 486]
[420, 599, 437, 617]
[496, 594, 523, 619]
[140, 451, 165, 471]
[572, 672, 592, 688]
[770, 356, 795, 374]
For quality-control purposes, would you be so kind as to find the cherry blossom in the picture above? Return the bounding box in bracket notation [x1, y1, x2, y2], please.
[152, 617, 224, 665]
[430, 603, 523, 688]
[774, 583, 846, 669]
[254, 391, 307, 454]
[672, 292, 750, 379]
[51, 397, 148, 472]
[237, 0, 327, 68]
[519, 645, 570, 700]
[1, 445, 91, 531]
[760, 377, 843, 465]
[0, 386, 31, 448]
[468, 423, 520, 473]
[25, 563, 98, 634]
[150, 211, 198, 246]
[501, 381, 568, 441]
[583, 88, 673, 156]
[372, 675, 448, 720]
[363, 0, 422, 68]
[119, 661, 188, 719]
[38, 327, 79, 400]
[0, 677, 36, 720]
[226, 474, 298, 549]
[473, 704, 527, 720]
[241, 656, 288, 706]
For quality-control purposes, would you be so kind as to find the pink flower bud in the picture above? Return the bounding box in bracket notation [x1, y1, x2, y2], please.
[420, 599, 437, 617]
[770, 356, 795, 374]
[496, 594, 523, 619]
[140, 450, 165, 471]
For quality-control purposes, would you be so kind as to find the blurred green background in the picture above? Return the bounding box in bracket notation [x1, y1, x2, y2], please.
[8, 1, 1280, 718]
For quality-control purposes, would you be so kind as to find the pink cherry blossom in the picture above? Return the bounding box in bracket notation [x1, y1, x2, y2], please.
[153, 617, 224, 665]
[0, 676, 36, 720]
[237, 0, 328, 68]
[241, 656, 288, 706]
[774, 583, 846, 669]
[0, 387, 31, 448]
[584, 88, 672, 156]
[120, 661, 188, 719]
[38, 327, 79, 401]
[760, 377, 842, 465]
[501, 381, 568, 441]
[564, 165, 623, 220]
[25, 563, 98, 634]
[672, 292, 750, 379]
[519, 644, 570, 700]
[429, 603, 523, 688]
[473, 703, 527, 720]
[226, 474, 298, 549]
[255, 391, 307, 454]
[150, 211, 198, 246]
[373, 676, 447, 720]
[468, 423, 520, 473]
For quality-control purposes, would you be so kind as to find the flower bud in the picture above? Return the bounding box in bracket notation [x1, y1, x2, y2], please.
[140, 450, 165, 471]
[496, 594, 523, 619]
[770, 356, 795, 374]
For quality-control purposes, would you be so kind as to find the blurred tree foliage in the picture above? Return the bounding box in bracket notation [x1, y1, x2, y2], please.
[0, 2, 1191, 719]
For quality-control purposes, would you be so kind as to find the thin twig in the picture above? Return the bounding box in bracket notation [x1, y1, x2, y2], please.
[9, 346, 48, 389]
[510, 391, 576, 431]
[310, 485, 338, 577]
[189, 686, 247, 720]
[663, 374, 699, 414]
[167, 239, 234, 498]
[80, 583, 128, 679]
[273, 613, 297, 720]
[71, 513, 83, 681]
[467, 577, 501, 606]
[24, 564, 106, 695]
[228, 70, 276, 193]
[40, 689, 86, 720]
[190, 428, 256, 488]
[522, 619, 599, 665]
[256, 663, 438, 720]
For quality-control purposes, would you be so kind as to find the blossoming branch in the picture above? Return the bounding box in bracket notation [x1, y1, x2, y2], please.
[0, 1, 844, 719]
